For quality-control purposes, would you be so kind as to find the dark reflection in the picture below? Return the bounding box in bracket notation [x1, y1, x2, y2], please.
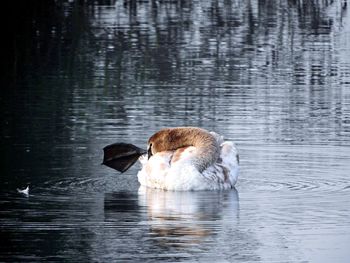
[3, 0, 345, 85]
[104, 191, 141, 213]
[2, 0, 349, 163]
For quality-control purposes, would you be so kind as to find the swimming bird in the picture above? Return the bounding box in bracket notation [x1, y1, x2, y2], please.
[17, 185, 29, 196]
[103, 127, 239, 191]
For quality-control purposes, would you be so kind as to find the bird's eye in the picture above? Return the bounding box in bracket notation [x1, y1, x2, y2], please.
[147, 143, 153, 160]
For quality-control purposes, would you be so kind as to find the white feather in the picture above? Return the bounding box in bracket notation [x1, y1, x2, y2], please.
[17, 186, 29, 196]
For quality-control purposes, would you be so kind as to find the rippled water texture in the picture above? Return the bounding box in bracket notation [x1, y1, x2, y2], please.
[1, 0, 350, 262]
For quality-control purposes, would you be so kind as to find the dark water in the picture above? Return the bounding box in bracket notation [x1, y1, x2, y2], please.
[1, 0, 350, 262]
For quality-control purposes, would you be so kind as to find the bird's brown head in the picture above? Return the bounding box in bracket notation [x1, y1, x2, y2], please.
[147, 128, 190, 159]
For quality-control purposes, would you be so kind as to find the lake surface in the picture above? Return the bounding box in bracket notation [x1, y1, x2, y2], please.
[1, 0, 350, 262]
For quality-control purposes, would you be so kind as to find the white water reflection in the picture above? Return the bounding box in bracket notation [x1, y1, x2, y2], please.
[100, 188, 250, 262]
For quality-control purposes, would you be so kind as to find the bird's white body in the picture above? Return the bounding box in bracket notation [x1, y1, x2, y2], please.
[137, 132, 239, 191]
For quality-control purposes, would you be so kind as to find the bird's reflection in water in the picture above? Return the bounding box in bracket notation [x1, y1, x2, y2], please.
[138, 187, 239, 248]
[104, 191, 140, 213]
[103, 188, 244, 260]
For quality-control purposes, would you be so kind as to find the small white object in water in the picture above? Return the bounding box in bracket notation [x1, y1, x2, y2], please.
[17, 186, 29, 196]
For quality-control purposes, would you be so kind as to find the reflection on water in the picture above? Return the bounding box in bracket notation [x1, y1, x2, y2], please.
[138, 187, 238, 246]
[1, 0, 350, 262]
[102, 189, 246, 262]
